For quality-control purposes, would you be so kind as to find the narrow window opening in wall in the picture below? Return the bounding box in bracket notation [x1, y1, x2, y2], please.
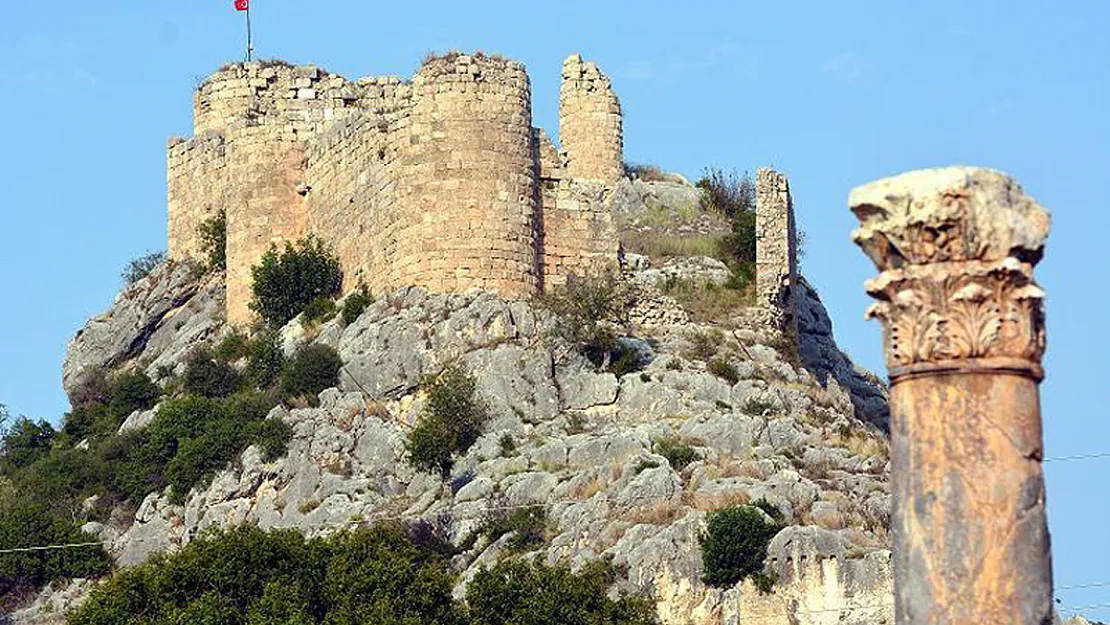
[378, 148, 386, 161]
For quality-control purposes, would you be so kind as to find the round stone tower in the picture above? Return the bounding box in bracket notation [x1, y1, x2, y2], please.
[559, 54, 623, 184]
[391, 53, 539, 298]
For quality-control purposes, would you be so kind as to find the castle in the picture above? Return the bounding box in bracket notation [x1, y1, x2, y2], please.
[167, 52, 625, 325]
[167, 51, 798, 329]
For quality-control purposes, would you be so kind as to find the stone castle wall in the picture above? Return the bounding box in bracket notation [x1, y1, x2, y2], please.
[391, 55, 538, 297]
[756, 167, 798, 334]
[167, 53, 626, 324]
[559, 54, 623, 183]
[540, 181, 619, 287]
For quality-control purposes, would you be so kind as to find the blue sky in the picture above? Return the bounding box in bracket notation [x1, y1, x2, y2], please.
[1, 0, 1107, 614]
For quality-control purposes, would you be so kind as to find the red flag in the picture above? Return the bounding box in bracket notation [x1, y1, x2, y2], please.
[234, 0, 249, 11]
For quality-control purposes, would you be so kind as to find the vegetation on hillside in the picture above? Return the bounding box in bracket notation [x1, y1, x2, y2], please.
[542, 269, 641, 371]
[407, 365, 491, 477]
[698, 501, 784, 591]
[250, 235, 342, 326]
[67, 523, 657, 625]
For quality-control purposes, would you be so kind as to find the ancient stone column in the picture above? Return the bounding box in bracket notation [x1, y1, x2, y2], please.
[850, 167, 1052, 624]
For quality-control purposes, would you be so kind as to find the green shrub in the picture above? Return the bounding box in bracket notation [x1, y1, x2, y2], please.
[654, 436, 701, 471]
[245, 330, 285, 390]
[698, 504, 783, 588]
[121, 251, 165, 286]
[69, 524, 465, 625]
[341, 287, 374, 325]
[697, 168, 755, 221]
[482, 505, 547, 553]
[280, 344, 342, 403]
[543, 269, 635, 369]
[406, 365, 490, 477]
[107, 370, 161, 419]
[0, 501, 111, 610]
[0, 417, 56, 474]
[183, 350, 241, 398]
[302, 296, 337, 325]
[707, 358, 739, 384]
[250, 235, 342, 326]
[213, 329, 250, 363]
[467, 559, 655, 625]
[741, 397, 775, 417]
[107, 391, 283, 504]
[198, 209, 227, 272]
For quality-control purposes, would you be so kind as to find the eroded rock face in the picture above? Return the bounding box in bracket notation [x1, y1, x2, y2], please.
[61, 261, 222, 400]
[72, 281, 896, 625]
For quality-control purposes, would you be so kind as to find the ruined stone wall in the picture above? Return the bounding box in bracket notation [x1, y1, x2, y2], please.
[540, 180, 619, 287]
[559, 54, 623, 184]
[167, 133, 227, 260]
[170, 53, 626, 323]
[756, 167, 798, 333]
[390, 54, 539, 297]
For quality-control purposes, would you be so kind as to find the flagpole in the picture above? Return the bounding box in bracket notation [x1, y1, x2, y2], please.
[245, 4, 253, 62]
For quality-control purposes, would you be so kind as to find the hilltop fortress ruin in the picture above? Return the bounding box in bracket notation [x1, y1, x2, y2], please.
[166, 52, 797, 327]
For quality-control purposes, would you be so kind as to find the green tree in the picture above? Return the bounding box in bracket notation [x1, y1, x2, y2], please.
[0, 416, 56, 475]
[406, 365, 490, 477]
[107, 370, 161, 419]
[698, 504, 782, 588]
[198, 209, 228, 272]
[467, 559, 655, 625]
[250, 236, 342, 326]
[280, 344, 342, 403]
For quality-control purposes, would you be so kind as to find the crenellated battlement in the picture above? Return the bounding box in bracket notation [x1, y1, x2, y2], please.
[167, 52, 624, 324]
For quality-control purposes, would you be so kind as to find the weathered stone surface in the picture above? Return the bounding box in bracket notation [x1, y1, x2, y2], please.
[48, 268, 898, 625]
[61, 261, 209, 400]
[851, 166, 1052, 625]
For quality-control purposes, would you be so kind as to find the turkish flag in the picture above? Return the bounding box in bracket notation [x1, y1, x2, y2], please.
[234, 0, 249, 11]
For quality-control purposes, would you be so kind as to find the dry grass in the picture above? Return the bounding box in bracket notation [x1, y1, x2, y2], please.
[568, 473, 606, 501]
[663, 278, 755, 324]
[684, 488, 751, 511]
[828, 426, 890, 465]
[620, 231, 726, 262]
[621, 499, 684, 526]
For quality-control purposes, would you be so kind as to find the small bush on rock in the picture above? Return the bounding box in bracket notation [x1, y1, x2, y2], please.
[707, 357, 739, 384]
[107, 370, 161, 419]
[482, 505, 548, 553]
[121, 251, 166, 286]
[341, 286, 374, 325]
[543, 269, 635, 369]
[699, 504, 783, 589]
[245, 330, 285, 390]
[280, 344, 342, 403]
[213, 328, 249, 363]
[197, 209, 227, 273]
[250, 235, 342, 326]
[654, 436, 701, 471]
[301, 296, 337, 325]
[183, 349, 241, 398]
[406, 365, 490, 477]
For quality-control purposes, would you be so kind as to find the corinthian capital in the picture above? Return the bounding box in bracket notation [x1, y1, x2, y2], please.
[849, 167, 1050, 380]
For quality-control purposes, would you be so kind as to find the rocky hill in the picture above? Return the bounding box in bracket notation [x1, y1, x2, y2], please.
[13, 175, 898, 624]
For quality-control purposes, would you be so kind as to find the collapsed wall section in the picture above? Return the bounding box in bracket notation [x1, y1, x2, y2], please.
[539, 180, 619, 287]
[559, 54, 623, 184]
[390, 54, 539, 297]
[756, 167, 798, 333]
